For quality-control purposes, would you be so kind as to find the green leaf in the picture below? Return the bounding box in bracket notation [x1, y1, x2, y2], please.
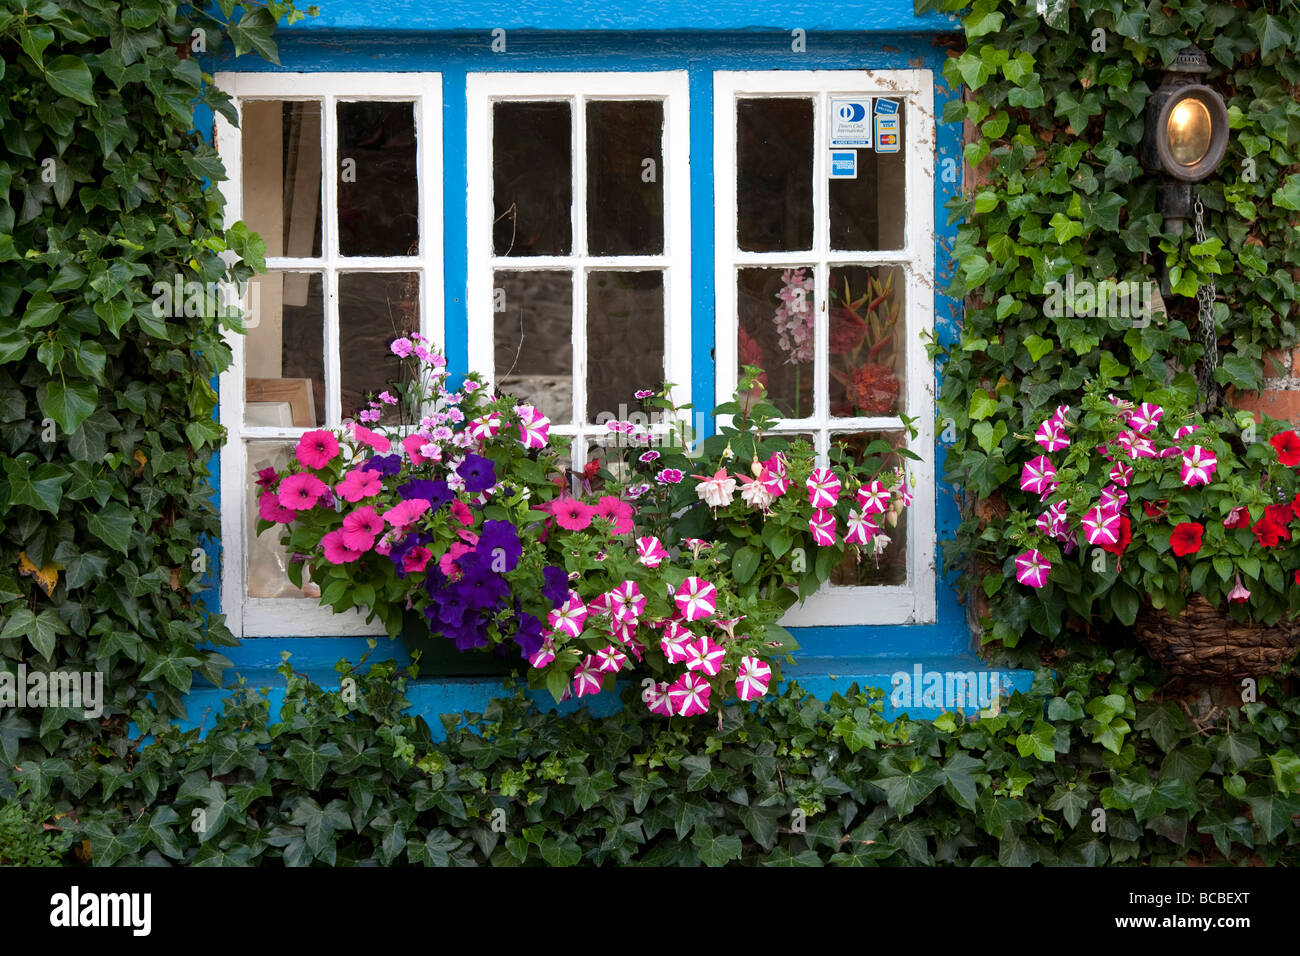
[40, 380, 98, 434]
[3, 457, 68, 514]
[44, 56, 97, 107]
[870, 756, 944, 816]
[1015, 720, 1056, 762]
[1023, 334, 1054, 362]
[968, 389, 998, 421]
[87, 502, 134, 554]
[732, 546, 760, 585]
[692, 826, 743, 867]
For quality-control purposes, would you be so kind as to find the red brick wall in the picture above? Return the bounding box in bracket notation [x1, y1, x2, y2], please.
[1228, 349, 1300, 423]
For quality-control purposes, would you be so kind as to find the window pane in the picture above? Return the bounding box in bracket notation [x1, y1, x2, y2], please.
[246, 441, 321, 599]
[587, 271, 664, 424]
[493, 270, 573, 422]
[241, 100, 322, 258]
[827, 430, 909, 587]
[736, 98, 813, 252]
[828, 264, 906, 417]
[737, 267, 814, 419]
[586, 100, 664, 256]
[244, 272, 325, 427]
[337, 101, 419, 257]
[830, 105, 906, 251]
[493, 101, 572, 256]
[338, 272, 420, 426]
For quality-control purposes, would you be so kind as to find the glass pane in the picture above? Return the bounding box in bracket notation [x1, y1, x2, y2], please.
[737, 267, 814, 419]
[827, 430, 909, 587]
[493, 270, 573, 422]
[493, 101, 572, 256]
[830, 104, 906, 251]
[827, 264, 906, 417]
[246, 441, 321, 599]
[244, 272, 324, 427]
[338, 272, 420, 426]
[336, 101, 419, 257]
[736, 98, 813, 252]
[241, 101, 322, 258]
[587, 271, 664, 424]
[586, 100, 664, 256]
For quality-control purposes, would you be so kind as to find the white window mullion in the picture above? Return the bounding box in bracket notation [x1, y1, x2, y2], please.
[322, 93, 342, 429]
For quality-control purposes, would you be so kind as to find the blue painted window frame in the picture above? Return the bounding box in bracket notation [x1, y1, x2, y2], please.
[192, 23, 973, 710]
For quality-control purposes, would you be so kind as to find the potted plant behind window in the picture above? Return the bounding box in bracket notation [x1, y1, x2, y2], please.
[1007, 377, 1300, 680]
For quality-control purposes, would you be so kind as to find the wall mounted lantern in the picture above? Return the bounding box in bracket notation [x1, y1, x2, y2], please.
[1140, 44, 1229, 235]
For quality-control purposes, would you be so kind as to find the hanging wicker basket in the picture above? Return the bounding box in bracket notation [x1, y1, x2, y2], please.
[1132, 595, 1300, 680]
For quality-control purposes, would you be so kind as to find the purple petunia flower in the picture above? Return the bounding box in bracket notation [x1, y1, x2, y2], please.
[542, 565, 569, 606]
[359, 454, 402, 476]
[398, 478, 452, 509]
[456, 454, 497, 493]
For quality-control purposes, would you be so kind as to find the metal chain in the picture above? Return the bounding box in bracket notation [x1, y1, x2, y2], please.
[1193, 195, 1220, 406]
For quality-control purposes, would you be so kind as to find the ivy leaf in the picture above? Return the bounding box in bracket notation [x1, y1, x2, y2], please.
[870, 756, 944, 816]
[1023, 334, 1054, 362]
[1015, 720, 1056, 762]
[940, 751, 982, 812]
[39, 380, 98, 434]
[44, 56, 97, 107]
[968, 389, 998, 421]
[286, 740, 340, 789]
[692, 825, 743, 867]
[87, 502, 134, 554]
[0, 608, 69, 661]
[1253, 13, 1292, 58]
[3, 456, 68, 514]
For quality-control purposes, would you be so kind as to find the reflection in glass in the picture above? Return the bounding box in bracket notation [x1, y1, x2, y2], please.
[241, 100, 322, 258]
[737, 267, 814, 419]
[586, 100, 664, 256]
[493, 270, 574, 422]
[493, 102, 572, 256]
[587, 271, 664, 424]
[338, 272, 420, 426]
[828, 431, 909, 587]
[827, 265, 905, 417]
[247, 441, 320, 599]
[244, 272, 325, 428]
[337, 101, 419, 257]
[736, 98, 813, 252]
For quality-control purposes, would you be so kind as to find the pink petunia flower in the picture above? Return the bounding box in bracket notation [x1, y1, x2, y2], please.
[1227, 574, 1251, 604]
[809, 509, 837, 546]
[1127, 402, 1164, 435]
[674, 577, 717, 621]
[278, 472, 328, 511]
[735, 656, 771, 701]
[856, 480, 890, 515]
[667, 672, 712, 717]
[645, 680, 674, 716]
[468, 413, 501, 442]
[322, 529, 365, 564]
[341, 506, 384, 551]
[1019, 455, 1058, 499]
[594, 644, 628, 674]
[1035, 418, 1070, 452]
[661, 622, 694, 664]
[390, 337, 414, 358]
[547, 592, 588, 639]
[551, 497, 593, 531]
[402, 546, 433, 574]
[348, 422, 391, 453]
[383, 498, 432, 529]
[593, 495, 635, 535]
[608, 580, 646, 625]
[529, 637, 556, 669]
[450, 500, 473, 527]
[517, 405, 550, 449]
[1014, 549, 1051, 588]
[1082, 505, 1121, 546]
[806, 467, 842, 509]
[1109, 461, 1133, 487]
[1099, 484, 1127, 515]
[336, 467, 382, 503]
[402, 433, 434, 466]
[1180, 445, 1217, 486]
[258, 490, 297, 524]
[683, 635, 726, 677]
[636, 535, 669, 568]
[844, 509, 879, 546]
[572, 655, 604, 697]
[296, 430, 340, 469]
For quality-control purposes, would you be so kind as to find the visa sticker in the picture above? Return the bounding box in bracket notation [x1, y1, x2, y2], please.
[875, 114, 900, 153]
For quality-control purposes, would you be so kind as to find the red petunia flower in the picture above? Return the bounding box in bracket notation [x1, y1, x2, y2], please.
[1223, 506, 1252, 529]
[1253, 509, 1292, 548]
[1271, 430, 1300, 466]
[1143, 500, 1168, 519]
[1101, 515, 1132, 556]
[1170, 522, 1204, 557]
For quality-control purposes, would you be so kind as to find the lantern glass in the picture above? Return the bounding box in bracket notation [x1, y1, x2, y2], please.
[1166, 97, 1212, 166]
